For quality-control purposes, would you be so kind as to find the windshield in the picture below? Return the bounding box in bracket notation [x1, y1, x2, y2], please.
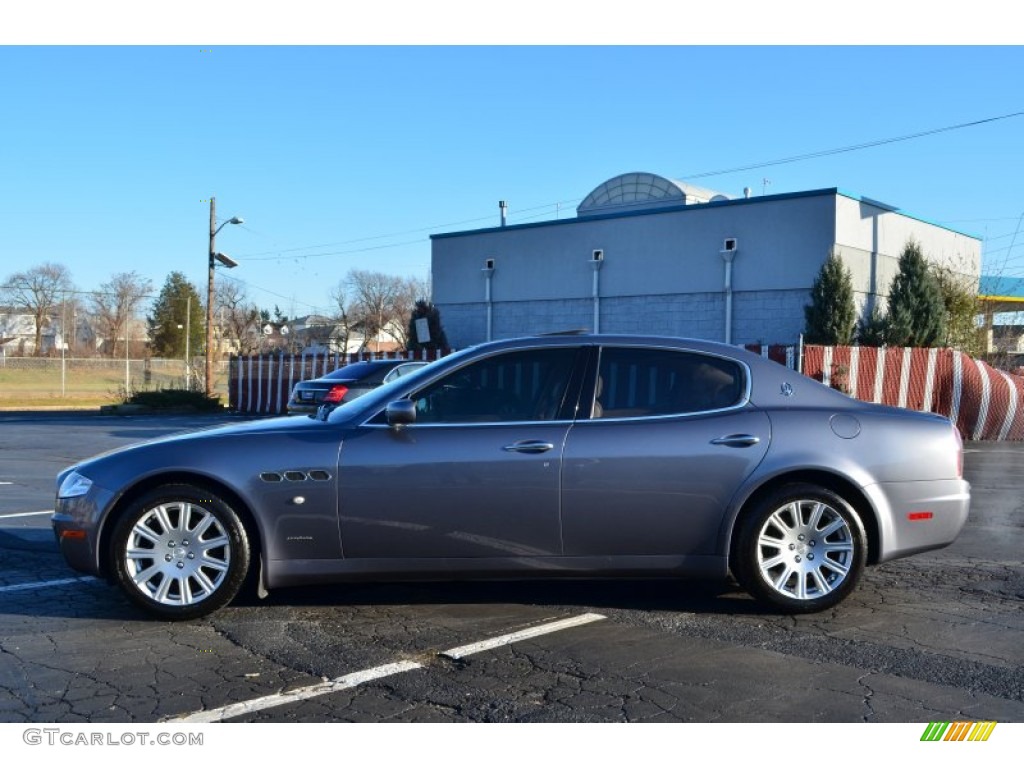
[324, 348, 478, 423]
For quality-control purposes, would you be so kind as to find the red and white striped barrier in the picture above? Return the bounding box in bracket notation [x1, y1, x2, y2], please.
[802, 345, 1024, 441]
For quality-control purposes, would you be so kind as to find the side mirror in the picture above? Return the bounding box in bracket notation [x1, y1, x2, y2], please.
[386, 399, 416, 427]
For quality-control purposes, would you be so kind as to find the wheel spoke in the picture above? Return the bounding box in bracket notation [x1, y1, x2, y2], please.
[769, 508, 795, 534]
[807, 502, 826, 531]
[131, 521, 160, 544]
[760, 553, 787, 570]
[180, 577, 194, 605]
[819, 517, 848, 538]
[810, 568, 832, 595]
[153, 574, 176, 603]
[193, 569, 217, 596]
[758, 533, 785, 550]
[772, 565, 794, 591]
[200, 535, 229, 551]
[822, 558, 850, 577]
[131, 563, 162, 585]
[192, 514, 216, 539]
[823, 541, 853, 555]
[153, 504, 176, 535]
[200, 554, 229, 571]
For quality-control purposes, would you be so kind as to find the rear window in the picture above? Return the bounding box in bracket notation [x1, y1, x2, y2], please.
[594, 347, 744, 419]
[323, 361, 395, 380]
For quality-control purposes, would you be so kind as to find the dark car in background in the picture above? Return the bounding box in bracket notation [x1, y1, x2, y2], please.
[286, 359, 428, 414]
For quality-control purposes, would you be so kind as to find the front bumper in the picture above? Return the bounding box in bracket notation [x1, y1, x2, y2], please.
[52, 483, 117, 576]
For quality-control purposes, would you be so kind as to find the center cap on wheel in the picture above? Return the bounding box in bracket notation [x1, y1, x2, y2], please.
[173, 546, 188, 559]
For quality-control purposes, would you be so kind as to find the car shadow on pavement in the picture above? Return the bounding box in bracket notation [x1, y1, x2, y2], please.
[240, 577, 779, 617]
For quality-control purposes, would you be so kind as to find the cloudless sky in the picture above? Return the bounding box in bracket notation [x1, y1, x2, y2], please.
[2, 39, 1023, 317]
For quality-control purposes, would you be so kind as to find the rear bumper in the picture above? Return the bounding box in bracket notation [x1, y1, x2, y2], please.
[867, 478, 971, 563]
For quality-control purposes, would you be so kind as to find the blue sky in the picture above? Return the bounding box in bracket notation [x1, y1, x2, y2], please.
[2, 43, 1023, 318]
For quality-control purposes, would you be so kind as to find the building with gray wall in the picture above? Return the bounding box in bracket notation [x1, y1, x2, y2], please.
[430, 172, 981, 348]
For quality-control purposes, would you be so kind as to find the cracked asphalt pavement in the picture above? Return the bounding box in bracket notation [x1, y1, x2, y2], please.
[0, 413, 1021, 722]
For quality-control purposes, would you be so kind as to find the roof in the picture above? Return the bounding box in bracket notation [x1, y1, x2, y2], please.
[577, 172, 730, 216]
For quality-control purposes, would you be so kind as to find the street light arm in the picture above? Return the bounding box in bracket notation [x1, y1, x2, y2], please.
[211, 216, 245, 239]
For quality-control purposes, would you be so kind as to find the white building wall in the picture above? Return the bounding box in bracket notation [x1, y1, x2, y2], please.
[432, 188, 981, 348]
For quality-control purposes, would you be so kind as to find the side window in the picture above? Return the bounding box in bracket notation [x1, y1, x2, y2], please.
[411, 348, 578, 424]
[593, 347, 744, 419]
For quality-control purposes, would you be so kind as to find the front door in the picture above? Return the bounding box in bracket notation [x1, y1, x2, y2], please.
[336, 346, 583, 559]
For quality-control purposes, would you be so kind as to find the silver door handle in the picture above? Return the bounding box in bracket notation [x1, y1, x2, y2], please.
[710, 434, 761, 447]
[502, 440, 555, 454]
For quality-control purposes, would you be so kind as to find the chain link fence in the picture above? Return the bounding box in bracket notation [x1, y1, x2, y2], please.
[0, 356, 230, 407]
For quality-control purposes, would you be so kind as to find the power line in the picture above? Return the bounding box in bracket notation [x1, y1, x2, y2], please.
[226, 110, 1024, 267]
[676, 110, 1024, 180]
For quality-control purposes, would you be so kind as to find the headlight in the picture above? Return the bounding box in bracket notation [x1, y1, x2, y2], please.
[57, 471, 93, 499]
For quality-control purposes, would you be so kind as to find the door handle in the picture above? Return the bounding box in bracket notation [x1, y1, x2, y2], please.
[502, 440, 555, 454]
[710, 434, 761, 447]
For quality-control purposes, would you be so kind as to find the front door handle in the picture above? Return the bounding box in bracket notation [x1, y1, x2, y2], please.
[710, 434, 761, 447]
[502, 440, 555, 454]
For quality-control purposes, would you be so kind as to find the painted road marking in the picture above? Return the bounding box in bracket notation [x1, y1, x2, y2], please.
[0, 510, 54, 519]
[0, 576, 99, 594]
[170, 612, 607, 723]
[441, 612, 607, 659]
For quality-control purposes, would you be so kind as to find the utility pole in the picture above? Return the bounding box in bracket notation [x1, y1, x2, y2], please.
[206, 197, 243, 396]
[206, 197, 217, 395]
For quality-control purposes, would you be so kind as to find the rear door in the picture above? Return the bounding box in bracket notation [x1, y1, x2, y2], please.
[560, 344, 770, 557]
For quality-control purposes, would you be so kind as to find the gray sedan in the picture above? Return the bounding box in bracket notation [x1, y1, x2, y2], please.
[53, 335, 969, 620]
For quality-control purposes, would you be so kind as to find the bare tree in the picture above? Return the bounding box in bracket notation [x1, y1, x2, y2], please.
[1, 262, 74, 356]
[90, 271, 153, 357]
[327, 280, 358, 353]
[345, 270, 427, 351]
[215, 279, 261, 354]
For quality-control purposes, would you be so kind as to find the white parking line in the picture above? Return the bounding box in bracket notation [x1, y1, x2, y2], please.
[441, 612, 607, 659]
[0, 510, 54, 519]
[0, 576, 99, 594]
[170, 612, 607, 723]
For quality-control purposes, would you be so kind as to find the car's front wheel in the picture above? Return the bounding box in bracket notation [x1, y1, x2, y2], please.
[109, 484, 250, 620]
[734, 483, 867, 613]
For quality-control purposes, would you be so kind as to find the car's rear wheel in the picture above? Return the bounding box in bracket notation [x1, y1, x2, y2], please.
[110, 484, 250, 620]
[734, 483, 866, 613]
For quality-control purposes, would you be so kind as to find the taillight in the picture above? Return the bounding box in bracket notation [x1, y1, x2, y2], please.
[323, 385, 349, 404]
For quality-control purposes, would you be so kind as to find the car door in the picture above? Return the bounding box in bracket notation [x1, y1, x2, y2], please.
[336, 346, 584, 559]
[560, 345, 770, 557]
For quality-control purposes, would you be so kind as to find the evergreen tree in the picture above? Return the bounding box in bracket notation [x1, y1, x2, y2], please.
[147, 272, 204, 358]
[856, 305, 888, 346]
[804, 250, 856, 345]
[884, 239, 946, 347]
[406, 299, 449, 351]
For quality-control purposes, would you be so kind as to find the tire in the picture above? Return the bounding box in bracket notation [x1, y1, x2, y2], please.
[734, 483, 867, 613]
[109, 484, 251, 620]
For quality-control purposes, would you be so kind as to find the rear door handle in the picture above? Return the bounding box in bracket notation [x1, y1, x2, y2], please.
[710, 434, 761, 447]
[502, 440, 555, 454]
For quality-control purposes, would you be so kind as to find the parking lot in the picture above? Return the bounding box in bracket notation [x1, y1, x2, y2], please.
[1, 412, 1022, 723]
